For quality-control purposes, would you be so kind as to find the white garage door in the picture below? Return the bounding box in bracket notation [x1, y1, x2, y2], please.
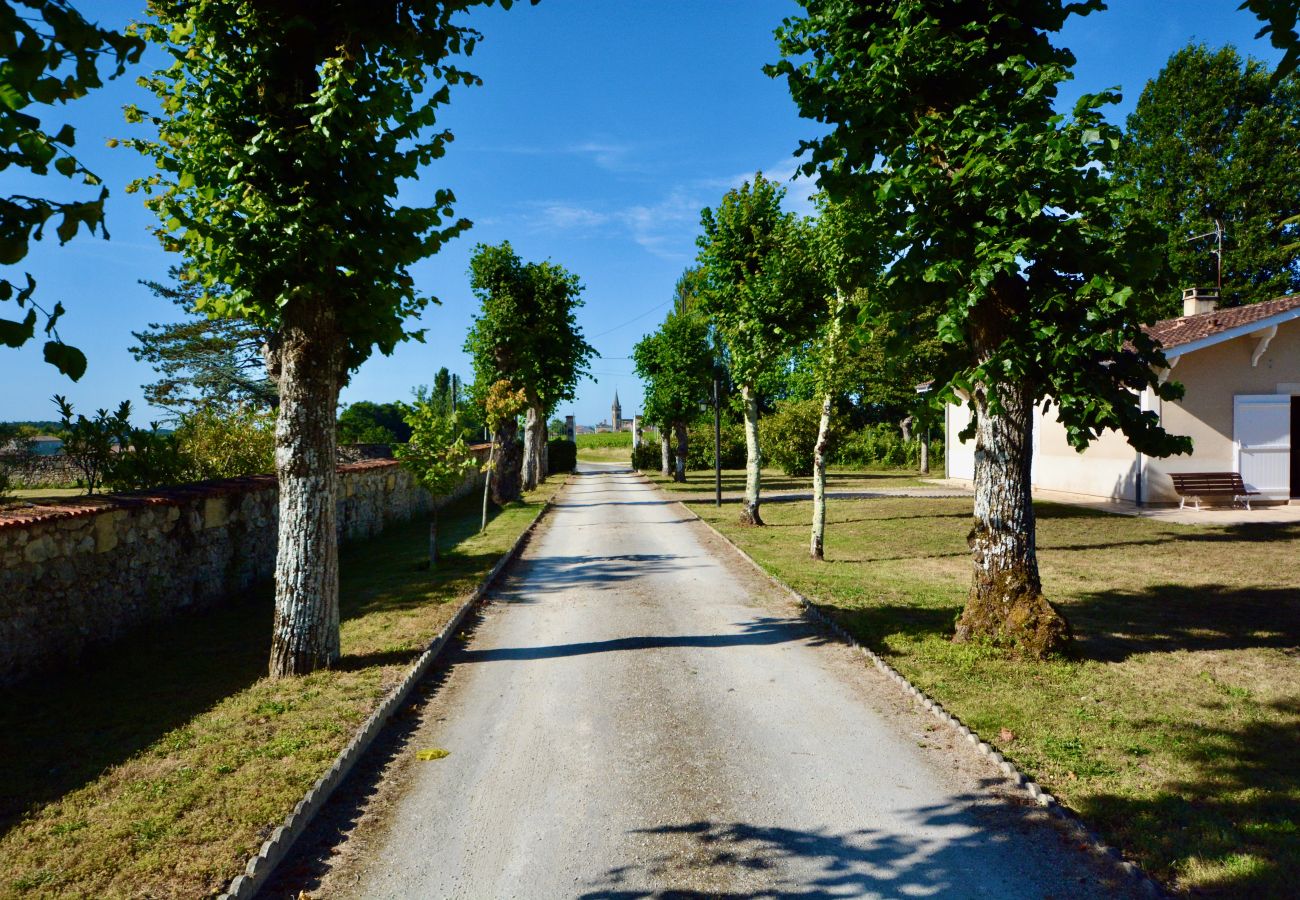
[1234, 395, 1290, 499]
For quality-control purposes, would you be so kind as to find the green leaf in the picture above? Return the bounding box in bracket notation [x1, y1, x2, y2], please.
[0, 310, 38, 347]
[43, 341, 87, 380]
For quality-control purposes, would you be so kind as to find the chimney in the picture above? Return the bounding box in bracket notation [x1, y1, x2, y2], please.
[1182, 286, 1219, 317]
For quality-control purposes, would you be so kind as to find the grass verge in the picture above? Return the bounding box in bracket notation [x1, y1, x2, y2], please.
[647, 466, 938, 496]
[0, 479, 560, 898]
[665, 488, 1300, 898]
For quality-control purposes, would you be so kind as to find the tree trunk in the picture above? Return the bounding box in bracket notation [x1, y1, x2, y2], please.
[810, 390, 833, 560]
[267, 299, 344, 678]
[540, 428, 550, 479]
[673, 420, 687, 482]
[522, 404, 544, 491]
[900, 415, 913, 443]
[481, 438, 495, 532]
[660, 431, 671, 477]
[493, 417, 522, 505]
[952, 378, 1071, 658]
[919, 427, 930, 475]
[428, 511, 438, 568]
[740, 383, 763, 525]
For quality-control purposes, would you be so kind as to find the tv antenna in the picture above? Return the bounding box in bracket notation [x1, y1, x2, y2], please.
[1187, 218, 1224, 293]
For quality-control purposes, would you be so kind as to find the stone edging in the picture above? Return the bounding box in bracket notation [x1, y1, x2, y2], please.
[647, 475, 1164, 898]
[216, 484, 563, 900]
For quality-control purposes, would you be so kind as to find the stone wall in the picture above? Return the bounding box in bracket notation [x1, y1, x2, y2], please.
[0, 456, 486, 685]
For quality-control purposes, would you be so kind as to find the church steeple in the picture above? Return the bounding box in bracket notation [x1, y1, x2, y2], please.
[611, 391, 622, 431]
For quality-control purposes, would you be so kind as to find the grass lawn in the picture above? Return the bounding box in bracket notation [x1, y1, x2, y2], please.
[2, 487, 85, 503]
[668, 489, 1300, 898]
[649, 466, 938, 496]
[0, 479, 560, 898]
[576, 431, 633, 462]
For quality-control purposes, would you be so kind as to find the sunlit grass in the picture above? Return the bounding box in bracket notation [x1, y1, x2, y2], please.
[0, 480, 560, 898]
[678, 493, 1300, 898]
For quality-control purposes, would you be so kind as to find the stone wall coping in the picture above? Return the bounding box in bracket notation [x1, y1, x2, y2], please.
[0, 459, 396, 531]
[1, 445, 493, 532]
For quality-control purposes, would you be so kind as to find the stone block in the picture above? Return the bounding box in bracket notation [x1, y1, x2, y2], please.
[203, 497, 228, 530]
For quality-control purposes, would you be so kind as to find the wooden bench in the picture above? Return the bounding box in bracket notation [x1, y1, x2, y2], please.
[1169, 472, 1260, 510]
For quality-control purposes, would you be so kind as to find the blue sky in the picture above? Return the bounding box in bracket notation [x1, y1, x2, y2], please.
[0, 0, 1285, 427]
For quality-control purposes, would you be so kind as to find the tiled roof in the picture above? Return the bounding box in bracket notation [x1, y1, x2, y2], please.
[1145, 294, 1300, 350]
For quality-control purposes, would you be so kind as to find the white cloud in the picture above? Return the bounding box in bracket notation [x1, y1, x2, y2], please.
[511, 154, 824, 261]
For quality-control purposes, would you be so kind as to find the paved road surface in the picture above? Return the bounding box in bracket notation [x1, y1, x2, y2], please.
[310, 462, 1128, 899]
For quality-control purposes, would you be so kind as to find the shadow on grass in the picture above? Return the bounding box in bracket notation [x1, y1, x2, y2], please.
[0, 490, 513, 839]
[1075, 701, 1300, 898]
[1070, 583, 1300, 662]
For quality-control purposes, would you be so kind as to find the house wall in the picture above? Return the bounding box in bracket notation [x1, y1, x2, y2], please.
[943, 316, 1300, 503]
[0, 456, 486, 685]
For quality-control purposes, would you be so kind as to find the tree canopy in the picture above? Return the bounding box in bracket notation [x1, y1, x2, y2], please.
[0, 0, 143, 377]
[1115, 43, 1300, 313]
[129, 0, 531, 678]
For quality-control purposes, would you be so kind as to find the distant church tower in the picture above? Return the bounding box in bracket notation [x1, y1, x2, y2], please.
[611, 391, 622, 432]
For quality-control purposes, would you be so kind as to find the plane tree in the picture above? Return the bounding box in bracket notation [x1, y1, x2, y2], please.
[770, 0, 1191, 657]
[695, 173, 824, 525]
[129, 0, 530, 677]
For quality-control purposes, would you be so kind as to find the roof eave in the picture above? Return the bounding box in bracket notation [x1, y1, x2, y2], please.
[1162, 306, 1300, 360]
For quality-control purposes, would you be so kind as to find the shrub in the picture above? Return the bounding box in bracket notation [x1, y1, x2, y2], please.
[631, 441, 660, 471]
[173, 406, 276, 481]
[685, 419, 746, 471]
[338, 400, 411, 445]
[105, 425, 187, 492]
[833, 423, 944, 470]
[547, 438, 576, 473]
[764, 399, 841, 477]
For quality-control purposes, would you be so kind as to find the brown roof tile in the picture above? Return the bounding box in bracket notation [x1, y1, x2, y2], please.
[1145, 294, 1300, 350]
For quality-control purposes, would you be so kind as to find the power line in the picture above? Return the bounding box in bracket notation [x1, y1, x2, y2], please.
[588, 299, 671, 339]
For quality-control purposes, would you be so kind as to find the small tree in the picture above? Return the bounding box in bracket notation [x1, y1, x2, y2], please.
[632, 275, 713, 482]
[53, 395, 129, 494]
[696, 174, 823, 524]
[395, 397, 477, 568]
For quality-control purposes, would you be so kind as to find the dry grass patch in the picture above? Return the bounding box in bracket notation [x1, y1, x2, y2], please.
[0, 481, 559, 898]
[679, 494, 1300, 898]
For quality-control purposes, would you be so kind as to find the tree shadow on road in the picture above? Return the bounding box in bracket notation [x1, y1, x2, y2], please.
[578, 795, 1127, 899]
[457, 615, 822, 663]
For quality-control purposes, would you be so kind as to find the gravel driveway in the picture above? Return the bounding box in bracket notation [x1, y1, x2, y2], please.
[288, 462, 1132, 899]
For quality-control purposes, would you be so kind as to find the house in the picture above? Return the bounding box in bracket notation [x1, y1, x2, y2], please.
[946, 289, 1300, 505]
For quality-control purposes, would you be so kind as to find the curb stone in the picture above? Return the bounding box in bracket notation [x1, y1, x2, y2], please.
[644, 473, 1164, 898]
[216, 482, 565, 900]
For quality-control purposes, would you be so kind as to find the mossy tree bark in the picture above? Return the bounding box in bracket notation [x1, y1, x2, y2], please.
[953, 281, 1071, 658]
[268, 299, 344, 677]
[492, 417, 522, 505]
[740, 383, 763, 525]
[521, 403, 548, 491]
[810, 390, 833, 560]
[672, 420, 687, 482]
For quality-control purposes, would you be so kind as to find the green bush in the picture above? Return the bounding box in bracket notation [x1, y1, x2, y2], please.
[631, 441, 660, 471]
[105, 425, 187, 492]
[833, 423, 943, 470]
[173, 406, 276, 481]
[338, 400, 411, 445]
[765, 399, 839, 477]
[686, 419, 746, 471]
[547, 438, 576, 473]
